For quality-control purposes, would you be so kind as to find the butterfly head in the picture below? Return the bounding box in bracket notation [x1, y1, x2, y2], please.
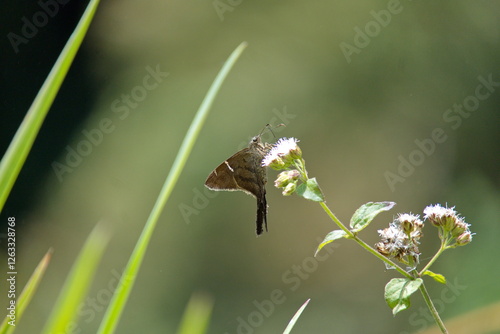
[249, 135, 262, 146]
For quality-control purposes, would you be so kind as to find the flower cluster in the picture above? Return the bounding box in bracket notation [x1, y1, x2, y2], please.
[262, 137, 301, 170]
[261, 137, 314, 197]
[376, 213, 423, 266]
[423, 204, 472, 246]
[376, 204, 473, 269]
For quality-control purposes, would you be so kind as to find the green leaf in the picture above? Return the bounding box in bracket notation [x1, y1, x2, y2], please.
[0, 249, 52, 334]
[176, 292, 214, 334]
[384, 278, 423, 315]
[42, 224, 110, 334]
[315, 230, 347, 256]
[97, 42, 249, 334]
[350, 201, 396, 231]
[423, 270, 447, 284]
[296, 178, 325, 202]
[0, 0, 101, 213]
[283, 299, 310, 334]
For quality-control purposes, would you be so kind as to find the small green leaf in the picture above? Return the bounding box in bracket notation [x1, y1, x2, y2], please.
[315, 230, 347, 256]
[350, 201, 396, 231]
[176, 292, 214, 334]
[42, 223, 110, 334]
[0, 249, 52, 334]
[296, 178, 325, 202]
[423, 270, 446, 284]
[283, 299, 310, 334]
[384, 278, 423, 315]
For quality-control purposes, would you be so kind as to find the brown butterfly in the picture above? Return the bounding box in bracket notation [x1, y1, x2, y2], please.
[205, 134, 273, 235]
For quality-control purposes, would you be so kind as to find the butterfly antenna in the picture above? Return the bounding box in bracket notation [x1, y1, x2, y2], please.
[260, 123, 285, 139]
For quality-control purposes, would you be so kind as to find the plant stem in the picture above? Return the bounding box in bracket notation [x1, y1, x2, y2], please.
[419, 238, 448, 276]
[318, 201, 351, 235]
[294, 158, 308, 180]
[318, 202, 412, 279]
[419, 283, 448, 333]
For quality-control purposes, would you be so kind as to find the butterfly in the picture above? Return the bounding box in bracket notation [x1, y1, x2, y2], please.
[205, 134, 272, 235]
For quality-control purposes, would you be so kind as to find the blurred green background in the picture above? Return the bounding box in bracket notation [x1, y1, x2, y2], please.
[1, 0, 499, 333]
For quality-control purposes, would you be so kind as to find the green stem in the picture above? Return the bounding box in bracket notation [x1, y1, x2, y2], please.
[419, 283, 448, 333]
[294, 158, 308, 180]
[419, 235, 450, 276]
[318, 202, 352, 236]
[318, 201, 412, 279]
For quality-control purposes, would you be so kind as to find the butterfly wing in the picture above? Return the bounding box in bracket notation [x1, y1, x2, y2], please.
[205, 148, 252, 194]
[205, 148, 268, 235]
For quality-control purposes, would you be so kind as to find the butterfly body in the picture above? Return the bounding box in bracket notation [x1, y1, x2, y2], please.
[205, 136, 272, 235]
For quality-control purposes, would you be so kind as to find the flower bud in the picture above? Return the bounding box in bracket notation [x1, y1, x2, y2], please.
[375, 242, 390, 256]
[397, 213, 422, 234]
[264, 156, 287, 170]
[451, 219, 468, 238]
[284, 169, 300, 181]
[274, 172, 290, 188]
[424, 204, 457, 230]
[282, 183, 297, 196]
[289, 145, 302, 160]
[274, 170, 300, 188]
[443, 215, 457, 232]
[456, 232, 472, 246]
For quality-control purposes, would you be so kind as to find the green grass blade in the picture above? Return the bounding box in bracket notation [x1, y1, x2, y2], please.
[0, 249, 53, 334]
[283, 299, 310, 334]
[41, 223, 110, 334]
[0, 0, 101, 213]
[97, 41, 248, 334]
[176, 293, 214, 334]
